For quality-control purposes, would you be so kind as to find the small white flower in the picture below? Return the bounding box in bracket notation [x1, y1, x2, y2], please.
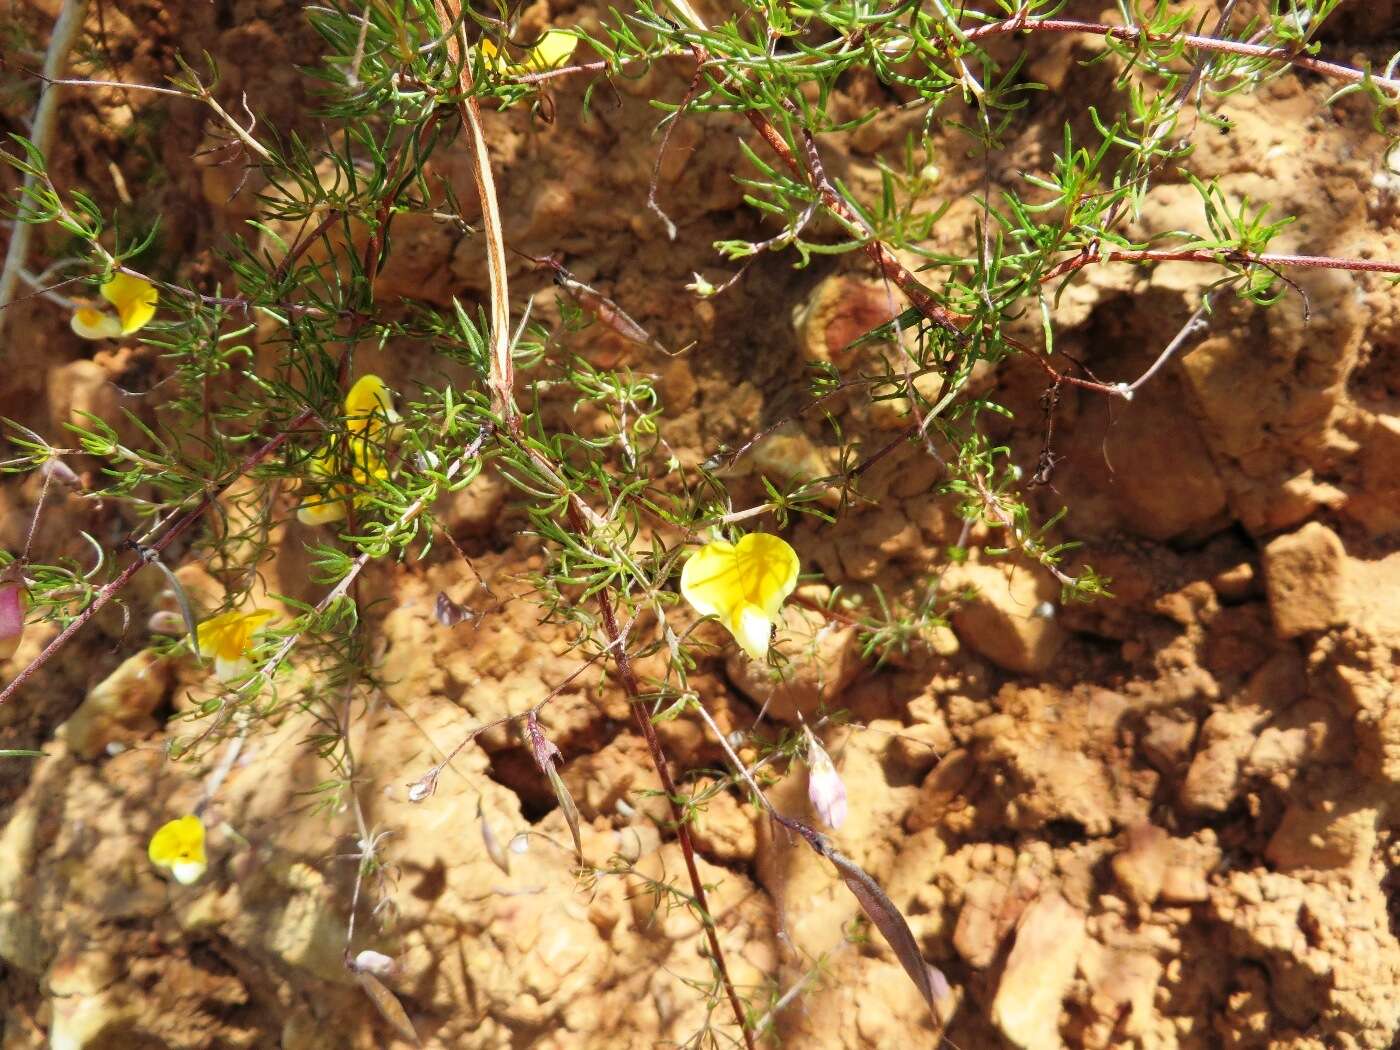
[804, 725, 847, 829]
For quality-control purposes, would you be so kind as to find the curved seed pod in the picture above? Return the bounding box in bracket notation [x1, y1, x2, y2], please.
[356, 972, 420, 1045]
[777, 815, 952, 1021]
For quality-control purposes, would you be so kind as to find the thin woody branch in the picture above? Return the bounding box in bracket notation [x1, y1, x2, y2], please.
[962, 15, 1400, 97]
[0, 407, 314, 707]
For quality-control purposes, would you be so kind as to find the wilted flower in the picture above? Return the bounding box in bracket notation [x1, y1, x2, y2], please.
[297, 375, 399, 526]
[804, 725, 847, 829]
[195, 608, 275, 682]
[147, 815, 207, 884]
[71, 272, 158, 340]
[0, 578, 26, 661]
[680, 532, 800, 660]
[481, 28, 577, 76]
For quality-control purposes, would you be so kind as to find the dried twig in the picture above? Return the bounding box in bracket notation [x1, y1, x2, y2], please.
[0, 0, 90, 345]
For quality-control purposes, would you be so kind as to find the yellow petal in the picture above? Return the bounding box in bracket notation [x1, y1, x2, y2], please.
[518, 29, 576, 73]
[732, 533, 800, 619]
[680, 533, 800, 659]
[100, 273, 158, 334]
[680, 539, 740, 620]
[148, 815, 207, 883]
[479, 37, 508, 73]
[345, 374, 395, 426]
[195, 609, 274, 663]
[71, 306, 123, 340]
[297, 494, 349, 526]
[729, 602, 774, 661]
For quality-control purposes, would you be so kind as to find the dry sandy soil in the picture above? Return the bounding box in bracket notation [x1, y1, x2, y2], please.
[1, 1, 1399, 1048]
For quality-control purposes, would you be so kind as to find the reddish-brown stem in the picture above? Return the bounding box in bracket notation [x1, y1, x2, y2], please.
[744, 109, 967, 341]
[573, 509, 755, 1050]
[0, 406, 315, 707]
[273, 209, 344, 285]
[963, 16, 1400, 95]
[1040, 245, 1400, 284]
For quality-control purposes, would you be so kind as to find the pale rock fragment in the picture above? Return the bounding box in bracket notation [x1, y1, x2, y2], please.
[1261, 521, 1349, 638]
[57, 650, 171, 760]
[948, 562, 1066, 674]
[1139, 711, 1198, 775]
[1159, 832, 1221, 905]
[1265, 797, 1379, 873]
[1079, 940, 1163, 1041]
[1111, 824, 1170, 907]
[991, 892, 1087, 1050]
[906, 748, 976, 832]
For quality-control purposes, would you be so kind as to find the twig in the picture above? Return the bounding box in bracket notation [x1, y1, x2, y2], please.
[433, 0, 516, 430]
[0, 0, 90, 345]
[0, 407, 316, 707]
[962, 15, 1400, 97]
[1127, 294, 1214, 395]
[577, 505, 756, 1050]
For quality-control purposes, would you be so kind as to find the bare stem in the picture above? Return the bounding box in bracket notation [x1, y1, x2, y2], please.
[579, 512, 756, 1050]
[0, 0, 90, 345]
[0, 407, 315, 707]
[963, 15, 1400, 96]
[433, 0, 516, 430]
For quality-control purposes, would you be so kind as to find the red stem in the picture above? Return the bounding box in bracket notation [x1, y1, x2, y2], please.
[575, 507, 756, 1050]
[1040, 246, 1400, 283]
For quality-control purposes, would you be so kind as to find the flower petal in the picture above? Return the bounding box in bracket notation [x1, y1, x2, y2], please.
[344, 375, 397, 436]
[71, 306, 124, 340]
[100, 273, 158, 334]
[171, 860, 208, 885]
[297, 493, 349, 526]
[679, 539, 740, 620]
[520, 29, 576, 72]
[214, 654, 253, 683]
[732, 532, 800, 618]
[729, 602, 773, 661]
[195, 610, 243, 661]
[0, 583, 25, 661]
[148, 815, 207, 883]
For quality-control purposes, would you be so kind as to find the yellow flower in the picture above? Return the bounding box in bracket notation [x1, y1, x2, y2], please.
[297, 375, 398, 526]
[196, 608, 275, 682]
[680, 533, 800, 660]
[71, 272, 157, 339]
[481, 28, 577, 76]
[147, 815, 207, 885]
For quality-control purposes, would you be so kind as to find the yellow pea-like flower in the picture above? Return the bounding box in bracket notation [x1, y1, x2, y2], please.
[297, 375, 398, 526]
[147, 815, 207, 885]
[195, 608, 275, 682]
[481, 28, 577, 76]
[680, 533, 800, 661]
[71, 272, 158, 340]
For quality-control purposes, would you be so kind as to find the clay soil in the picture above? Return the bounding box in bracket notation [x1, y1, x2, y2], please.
[1, 2, 1399, 1049]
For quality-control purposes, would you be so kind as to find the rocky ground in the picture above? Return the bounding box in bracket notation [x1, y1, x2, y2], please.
[1, 1, 1399, 1048]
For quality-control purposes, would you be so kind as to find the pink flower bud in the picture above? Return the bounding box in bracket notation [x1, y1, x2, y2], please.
[804, 726, 847, 829]
[0, 581, 26, 661]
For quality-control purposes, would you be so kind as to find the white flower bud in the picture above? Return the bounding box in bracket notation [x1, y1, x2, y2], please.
[804, 725, 847, 830]
[350, 950, 398, 978]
